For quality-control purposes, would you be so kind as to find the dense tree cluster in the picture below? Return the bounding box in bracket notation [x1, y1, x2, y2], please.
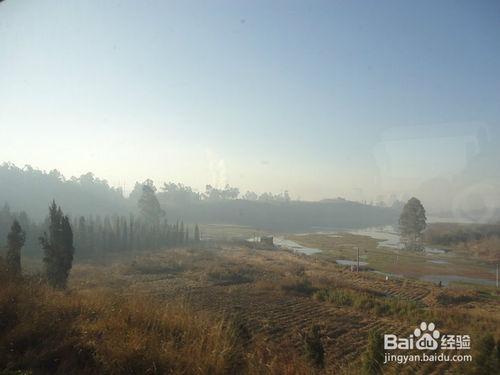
[3, 200, 183, 289]
[160, 182, 201, 203]
[204, 184, 240, 201]
[425, 222, 500, 245]
[0, 163, 130, 220]
[72, 214, 191, 257]
[1, 209, 192, 260]
[254, 191, 291, 203]
[1, 163, 294, 218]
[1, 163, 400, 233]
[0, 186, 195, 263]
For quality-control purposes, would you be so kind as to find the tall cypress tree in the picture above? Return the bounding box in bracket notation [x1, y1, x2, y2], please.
[179, 221, 185, 244]
[6, 220, 26, 276]
[194, 224, 200, 243]
[39, 201, 75, 289]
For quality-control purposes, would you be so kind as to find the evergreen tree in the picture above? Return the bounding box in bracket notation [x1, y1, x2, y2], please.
[129, 214, 135, 250]
[138, 180, 165, 225]
[103, 215, 112, 250]
[39, 201, 75, 289]
[194, 224, 200, 242]
[362, 330, 384, 375]
[6, 220, 26, 275]
[174, 220, 179, 245]
[76, 216, 88, 254]
[121, 216, 128, 251]
[399, 197, 427, 251]
[179, 221, 185, 244]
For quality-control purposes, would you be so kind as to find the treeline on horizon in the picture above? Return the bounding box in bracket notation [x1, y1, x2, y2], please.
[0, 162, 400, 232]
[0, 163, 299, 214]
[425, 222, 500, 245]
[0, 203, 196, 259]
[0, 172, 198, 258]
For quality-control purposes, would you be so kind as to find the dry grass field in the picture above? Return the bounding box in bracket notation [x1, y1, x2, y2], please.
[288, 232, 497, 284]
[70, 242, 500, 374]
[2, 238, 499, 374]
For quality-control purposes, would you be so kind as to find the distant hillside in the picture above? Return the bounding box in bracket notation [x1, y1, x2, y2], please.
[159, 199, 399, 231]
[0, 163, 131, 220]
[0, 163, 398, 231]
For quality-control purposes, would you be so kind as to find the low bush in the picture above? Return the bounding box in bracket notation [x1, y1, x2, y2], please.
[303, 325, 325, 368]
[207, 266, 257, 285]
[126, 259, 184, 275]
[373, 297, 420, 318]
[313, 288, 353, 306]
[436, 291, 478, 306]
[281, 278, 318, 296]
[313, 287, 421, 319]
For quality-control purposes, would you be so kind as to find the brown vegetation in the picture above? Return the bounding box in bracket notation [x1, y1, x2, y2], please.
[425, 223, 500, 262]
[1, 241, 499, 374]
[0, 256, 316, 375]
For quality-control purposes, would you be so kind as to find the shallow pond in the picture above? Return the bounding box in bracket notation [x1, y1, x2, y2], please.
[273, 236, 322, 255]
[427, 260, 448, 265]
[335, 259, 369, 267]
[247, 236, 321, 255]
[248, 228, 495, 288]
[346, 226, 446, 254]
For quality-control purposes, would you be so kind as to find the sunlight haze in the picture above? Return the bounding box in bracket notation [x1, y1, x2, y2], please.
[1, 0, 499, 208]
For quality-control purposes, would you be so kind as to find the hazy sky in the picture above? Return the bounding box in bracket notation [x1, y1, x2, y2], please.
[1, 1, 499, 204]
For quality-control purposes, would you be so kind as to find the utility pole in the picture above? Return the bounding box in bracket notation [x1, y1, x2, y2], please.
[357, 247, 360, 272]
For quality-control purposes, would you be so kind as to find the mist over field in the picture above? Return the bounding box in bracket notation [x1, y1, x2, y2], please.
[0, 163, 399, 229]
